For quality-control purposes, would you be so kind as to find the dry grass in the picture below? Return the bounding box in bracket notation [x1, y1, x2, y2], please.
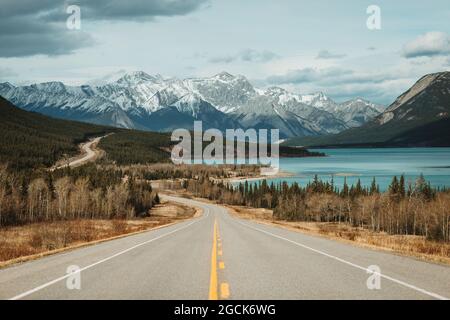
[0, 201, 196, 265]
[151, 200, 197, 218]
[226, 204, 450, 266]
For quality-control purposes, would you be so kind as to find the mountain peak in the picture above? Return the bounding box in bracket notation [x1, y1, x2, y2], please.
[117, 71, 161, 85]
[265, 86, 288, 96]
[213, 71, 236, 81]
[0, 82, 15, 90]
[313, 92, 328, 100]
[386, 71, 449, 113]
[298, 92, 331, 105]
[31, 81, 67, 94]
[342, 97, 370, 105]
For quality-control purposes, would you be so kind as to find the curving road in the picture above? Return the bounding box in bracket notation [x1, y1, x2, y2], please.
[0, 195, 449, 300]
[53, 135, 107, 170]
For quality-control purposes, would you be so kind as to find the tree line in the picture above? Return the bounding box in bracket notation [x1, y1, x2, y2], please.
[0, 164, 159, 227]
[185, 174, 449, 242]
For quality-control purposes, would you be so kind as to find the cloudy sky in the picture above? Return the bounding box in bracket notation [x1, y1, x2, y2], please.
[0, 0, 449, 104]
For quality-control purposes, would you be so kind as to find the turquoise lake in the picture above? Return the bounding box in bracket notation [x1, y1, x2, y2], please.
[263, 148, 450, 191]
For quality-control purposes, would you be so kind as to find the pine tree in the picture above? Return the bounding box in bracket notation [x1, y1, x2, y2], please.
[370, 177, 378, 195]
[356, 179, 363, 196]
[399, 175, 406, 198]
[389, 176, 399, 197]
[313, 174, 319, 193]
[341, 177, 349, 198]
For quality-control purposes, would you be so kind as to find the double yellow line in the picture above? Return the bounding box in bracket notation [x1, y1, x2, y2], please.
[209, 219, 230, 300]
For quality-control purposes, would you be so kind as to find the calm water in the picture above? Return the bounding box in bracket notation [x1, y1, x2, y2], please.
[264, 148, 450, 191]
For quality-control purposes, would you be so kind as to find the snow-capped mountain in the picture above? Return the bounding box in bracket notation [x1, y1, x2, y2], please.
[287, 71, 450, 147]
[262, 87, 348, 134]
[0, 71, 384, 138]
[301, 92, 385, 128]
[325, 98, 385, 128]
[319, 98, 385, 128]
[297, 92, 339, 110]
[186, 72, 256, 114]
[0, 81, 135, 129]
[232, 93, 322, 138]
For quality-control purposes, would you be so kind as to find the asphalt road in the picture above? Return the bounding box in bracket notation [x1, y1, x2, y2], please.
[53, 135, 106, 170]
[0, 195, 449, 300]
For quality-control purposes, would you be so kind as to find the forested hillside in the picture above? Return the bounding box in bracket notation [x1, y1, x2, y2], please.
[99, 130, 172, 165]
[0, 96, 112, 170]
[0, 96, 176, 169]
[0, 97, 166, 228]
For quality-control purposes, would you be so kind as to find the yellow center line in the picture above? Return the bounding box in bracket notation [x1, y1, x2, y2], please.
[208, 219, 218, 300]
[220, 283, 230, 299]
[219, 261, 225, 269]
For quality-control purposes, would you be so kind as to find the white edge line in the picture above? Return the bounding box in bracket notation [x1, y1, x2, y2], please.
[9, 205, 210, 300]
[236, 219, 448, 301]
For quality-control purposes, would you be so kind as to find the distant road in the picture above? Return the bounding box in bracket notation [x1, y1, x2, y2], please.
[53, 135, 108, 170]
[0, 195, 449, 300]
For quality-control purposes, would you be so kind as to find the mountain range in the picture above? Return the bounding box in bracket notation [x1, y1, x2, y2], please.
[0, 71, 384, 139]
[0, 95, 326, 170]
[286, 71, 450, 147]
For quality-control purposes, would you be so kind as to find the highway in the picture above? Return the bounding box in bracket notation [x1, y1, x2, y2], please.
[53, 135, 107, 170]
[0, 195, 449, 300]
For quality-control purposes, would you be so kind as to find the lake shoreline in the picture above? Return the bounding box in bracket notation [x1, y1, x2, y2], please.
[226, 169, 295, 185]
[230, 147, 450, 191]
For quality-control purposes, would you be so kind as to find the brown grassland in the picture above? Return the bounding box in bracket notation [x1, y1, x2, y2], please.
[0, 200, 197, 267]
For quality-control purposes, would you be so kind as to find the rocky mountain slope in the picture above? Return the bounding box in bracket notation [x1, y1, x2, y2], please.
[286, 71, 450, 147]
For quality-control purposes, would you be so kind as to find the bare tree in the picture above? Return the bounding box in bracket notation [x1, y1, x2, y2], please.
[28, 179, 48, 222]
[54, 177, 71, 219]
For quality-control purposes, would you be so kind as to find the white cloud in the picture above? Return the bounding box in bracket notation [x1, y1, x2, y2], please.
[316, 50, 346, 59]
[402, 32, 450, 58]
[261, 53, 450, 104]
[209, 49, 279, 64]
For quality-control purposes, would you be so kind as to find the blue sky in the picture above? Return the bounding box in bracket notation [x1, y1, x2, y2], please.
[0, 0, 449, 104]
